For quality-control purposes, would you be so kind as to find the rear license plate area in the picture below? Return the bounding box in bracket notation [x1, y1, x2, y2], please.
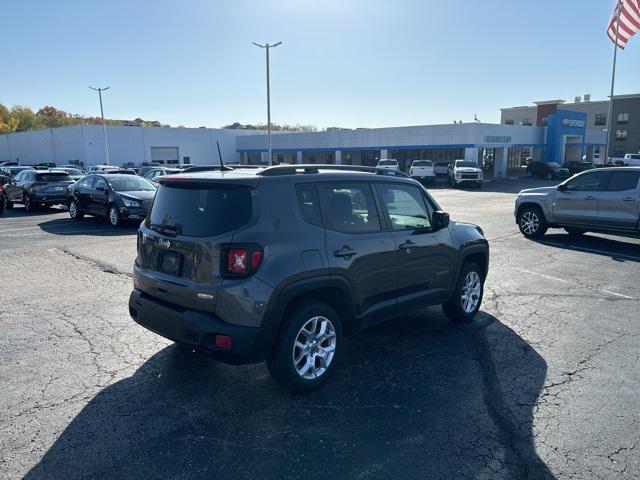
[160, 251, 182, 276]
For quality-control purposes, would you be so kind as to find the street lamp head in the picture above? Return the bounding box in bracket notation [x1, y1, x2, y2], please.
[272, 41, 282, 47]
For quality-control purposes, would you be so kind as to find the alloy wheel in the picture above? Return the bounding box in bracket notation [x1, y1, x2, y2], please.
[69, 201, 78, 218]
[292, 316, 337, 380]
[460, 271, 481, 314]
[109, 207, 119, 226]
[520, 211, 539, 235]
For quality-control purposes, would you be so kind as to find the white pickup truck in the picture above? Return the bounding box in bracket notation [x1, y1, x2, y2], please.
[612, 153, 640, 166]
[408, 160, 435, 183]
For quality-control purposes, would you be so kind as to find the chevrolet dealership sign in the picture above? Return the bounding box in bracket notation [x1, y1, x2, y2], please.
[561, 118, 586, 128]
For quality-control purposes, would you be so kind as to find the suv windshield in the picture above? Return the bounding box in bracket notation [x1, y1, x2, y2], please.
[36, 172, 73, 182]
[378, 160, 397, 166]
[412, 161, 433, 167]
[147, 184, 252, 237]
[108, 176, 156, 191]
[455, 161, 478, 168]
[58, 168, 83, 175]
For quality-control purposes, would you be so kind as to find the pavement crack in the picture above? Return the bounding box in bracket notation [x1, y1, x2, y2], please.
[57, 247, 133, 278]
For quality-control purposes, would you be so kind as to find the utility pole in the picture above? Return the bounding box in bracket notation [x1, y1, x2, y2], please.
[252, 41, 282, 166]
[89, 86, 110, 165]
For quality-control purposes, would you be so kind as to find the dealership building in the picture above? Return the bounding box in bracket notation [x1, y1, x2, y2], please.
[3, 95, 629, 180]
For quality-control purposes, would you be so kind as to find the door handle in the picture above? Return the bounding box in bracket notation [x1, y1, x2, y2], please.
[622, 197, 636, 202]
[399, 240, 415, 250]
[584, 196, 596, 200]
[333, 246, 357, 258]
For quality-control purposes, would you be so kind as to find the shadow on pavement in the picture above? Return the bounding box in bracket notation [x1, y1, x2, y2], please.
[538, 232, 640, 263]
[37, 217, 140, 236]
[24, 311, 552, 479]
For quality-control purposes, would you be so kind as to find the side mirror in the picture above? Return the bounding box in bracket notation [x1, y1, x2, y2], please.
[557, 184, 567, 192]
[433, 210, 450, 230]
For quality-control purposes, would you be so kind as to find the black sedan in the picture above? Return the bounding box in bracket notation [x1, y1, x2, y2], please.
[563, 161, 595, 175]
[67, 174, 157, 227]
[3, 170, 75, 211]
[526, 161, 570, 180]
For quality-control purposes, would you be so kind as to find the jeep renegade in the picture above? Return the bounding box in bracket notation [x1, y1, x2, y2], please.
[129, 165, 489, 393]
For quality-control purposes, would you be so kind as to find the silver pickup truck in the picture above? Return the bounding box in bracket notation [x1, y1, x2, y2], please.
[515, 167, 640, 238]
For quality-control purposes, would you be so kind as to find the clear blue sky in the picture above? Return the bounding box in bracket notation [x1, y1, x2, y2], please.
[2, 0, 639, 129]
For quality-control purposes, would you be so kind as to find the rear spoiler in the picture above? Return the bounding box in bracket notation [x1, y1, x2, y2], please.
[159, 175, 260, 189]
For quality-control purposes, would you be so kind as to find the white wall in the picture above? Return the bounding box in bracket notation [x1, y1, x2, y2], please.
[0, 126, 262, 167]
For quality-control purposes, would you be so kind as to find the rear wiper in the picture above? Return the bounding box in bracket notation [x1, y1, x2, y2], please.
[149, 223, 178, 235]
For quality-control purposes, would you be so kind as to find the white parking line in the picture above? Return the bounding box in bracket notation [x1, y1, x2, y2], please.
[509, 267, 570, 284]
[543, 241, 640, 262]
[601, 290, 635, 300]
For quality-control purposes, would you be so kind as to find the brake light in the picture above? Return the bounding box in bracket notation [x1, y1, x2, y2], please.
[222, 244, 263, 278]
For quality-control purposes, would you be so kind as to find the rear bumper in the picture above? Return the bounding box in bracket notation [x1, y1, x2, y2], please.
[32, 192, 67, 204]
[129, 288, 278, 365]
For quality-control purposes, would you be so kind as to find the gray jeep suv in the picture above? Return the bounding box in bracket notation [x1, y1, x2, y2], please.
[129, 165, 489, 393]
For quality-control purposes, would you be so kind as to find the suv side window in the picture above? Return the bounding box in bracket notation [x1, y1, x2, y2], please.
[296, 183, 322, 226]
[606, 171, 640, 192]
[319, 183, 380, 233]
[375, 183, 432, 230]
[564, 171, 609, 192]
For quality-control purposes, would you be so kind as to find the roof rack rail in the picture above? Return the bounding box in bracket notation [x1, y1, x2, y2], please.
[258, 164, 410, 178]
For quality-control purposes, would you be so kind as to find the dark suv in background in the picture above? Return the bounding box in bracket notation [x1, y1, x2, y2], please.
[3, 169, 74, 211]
[129, 165, 489, 393]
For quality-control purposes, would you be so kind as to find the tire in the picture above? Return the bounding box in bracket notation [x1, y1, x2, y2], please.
[442, 262, 484, 322]
[24, 193, 36, 212]
[108, 204, 121, 227]
[476, 181, 482, 189]
[266, 300, 343, 394]
[517, 205, 548, 238]
[545, 172, 553, 180]
[565, 227, 586, 236]
[2, 192, 10, 210]
[69, 200, 84, 220]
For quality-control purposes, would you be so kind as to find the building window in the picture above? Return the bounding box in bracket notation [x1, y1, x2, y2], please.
[183, 156, 190, 164]
[615, 129, 627, 140]
[504, 119, 514, 125]
[595, 114, 607, 126]
[541, 117, 548, 126]
[617, 113, 629, 124]
[522, 118, 533, 126]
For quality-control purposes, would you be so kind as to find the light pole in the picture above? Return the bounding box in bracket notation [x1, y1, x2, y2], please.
[89, 86, 110, 165]
[252, 41, 282, 166]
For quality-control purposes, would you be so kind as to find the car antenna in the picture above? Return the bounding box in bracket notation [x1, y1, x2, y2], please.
[216, 141, 232, 171]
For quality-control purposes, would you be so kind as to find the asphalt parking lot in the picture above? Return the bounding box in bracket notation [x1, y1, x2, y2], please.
[1, 178, 639, 480]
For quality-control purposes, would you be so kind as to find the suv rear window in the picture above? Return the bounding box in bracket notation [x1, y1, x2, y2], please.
[147, 184, 252, 237]
[412, 161, 433, 167]
[36, 172, 73, 182]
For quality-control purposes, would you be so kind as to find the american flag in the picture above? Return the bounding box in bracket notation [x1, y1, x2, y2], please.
[608, 0, 640, 49]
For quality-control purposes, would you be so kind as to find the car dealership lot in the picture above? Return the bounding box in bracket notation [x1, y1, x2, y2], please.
[1, 179, 639, 480]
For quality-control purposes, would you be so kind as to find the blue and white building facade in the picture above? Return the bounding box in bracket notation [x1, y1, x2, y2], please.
[237, 110, 605, 179]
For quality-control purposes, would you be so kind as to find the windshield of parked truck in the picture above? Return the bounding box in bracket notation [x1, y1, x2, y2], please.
[378, 160, 398, 166]
[455, 161, 478, 168]
[412, 160, 433, 167]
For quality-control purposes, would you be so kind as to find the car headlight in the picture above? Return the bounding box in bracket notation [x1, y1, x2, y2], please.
[122, 197, 141, 207]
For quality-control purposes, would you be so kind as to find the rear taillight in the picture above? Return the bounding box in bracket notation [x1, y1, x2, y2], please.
[222, 244, 263, 278]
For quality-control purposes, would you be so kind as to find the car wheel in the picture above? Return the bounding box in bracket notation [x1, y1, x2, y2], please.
[24, 193, 36, 212]
[517, 205, 548, 238]
[443, 262, 484, 322]
[2, 192, 11, 210]
[565, 227, 586, 236]
[266, 300, 343, 394]
[476, 181, 482, 189]
[69, 200, 84, 220]
[545, 172, 553, 180]
[108, 204, 121, 227]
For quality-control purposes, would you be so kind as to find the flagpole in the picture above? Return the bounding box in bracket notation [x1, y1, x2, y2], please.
[605, 1, 621, 164]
